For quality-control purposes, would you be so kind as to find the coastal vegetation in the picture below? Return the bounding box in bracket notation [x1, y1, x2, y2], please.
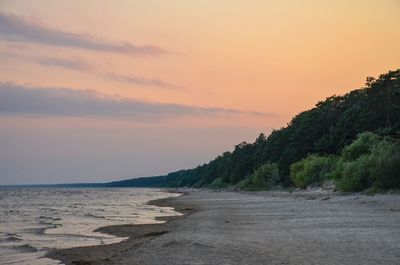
[108, 69, 400, 192]
[238, 162, 280, 191]
[290, 155, 337, 189]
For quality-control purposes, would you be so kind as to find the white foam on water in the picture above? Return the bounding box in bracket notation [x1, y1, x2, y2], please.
[0, 188, 181, 265]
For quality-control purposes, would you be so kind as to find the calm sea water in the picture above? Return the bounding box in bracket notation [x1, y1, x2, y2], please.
[0, 188, 181, 265]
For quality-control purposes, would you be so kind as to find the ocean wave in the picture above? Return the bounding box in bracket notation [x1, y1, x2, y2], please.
[24, 227, 48, 235]
[38, 215, 61, 220]
[40, 208, 59, 212]
[6, 236, 23, 242]
[0, 235, 23, 243]
[85, 213, 106, 219]
[12, 244, 38, 253]
[0, 188, 181, 263]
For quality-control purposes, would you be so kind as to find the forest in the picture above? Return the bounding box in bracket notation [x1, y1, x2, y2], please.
[108, 69, 400, 192]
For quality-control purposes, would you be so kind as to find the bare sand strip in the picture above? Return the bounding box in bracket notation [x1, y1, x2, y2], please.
[48, 190, 400, 265]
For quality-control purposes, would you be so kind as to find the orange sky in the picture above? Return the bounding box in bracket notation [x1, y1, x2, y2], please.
[0, 0, 399, 184]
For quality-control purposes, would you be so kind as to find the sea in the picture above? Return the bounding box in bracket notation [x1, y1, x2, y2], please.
[0, 188, 181, 265]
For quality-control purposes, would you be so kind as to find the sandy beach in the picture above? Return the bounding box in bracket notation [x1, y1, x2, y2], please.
[48, 190, 400, 265]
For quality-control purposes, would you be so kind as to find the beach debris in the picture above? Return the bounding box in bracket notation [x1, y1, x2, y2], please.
[321, 196, 330, 201]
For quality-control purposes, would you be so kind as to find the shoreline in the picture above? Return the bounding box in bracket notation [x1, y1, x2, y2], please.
[47, 189, 400, 265]
[46, 190, 196, 265]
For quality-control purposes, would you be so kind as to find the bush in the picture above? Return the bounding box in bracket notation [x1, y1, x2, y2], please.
[335, 155, 376, 191]
[208, 178, 230, 189]
[237, 177, 255, 190]
[341, 132, 380, 161]
[238, 162, 279, 190]
[290, 155, 337, 188]
[369, 140, 400, 189]
[334, 132, 400, 192]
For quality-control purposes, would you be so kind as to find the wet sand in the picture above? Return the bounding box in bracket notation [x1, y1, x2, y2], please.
[48, 189, 400, 265]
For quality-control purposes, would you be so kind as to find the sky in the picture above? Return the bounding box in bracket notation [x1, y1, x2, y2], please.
[0, 0, 399, 185]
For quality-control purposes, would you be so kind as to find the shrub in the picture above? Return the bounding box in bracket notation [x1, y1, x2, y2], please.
[334, 132, 400, 192]
[238, 162, 279, 190]
[290, 155, 337, 189]
[237, 177, 255, 190]
[208, 178, 230, 189]
[369, 140, 400, 189]
[290, 160, 308, 188]
[335, 155, 376, 192]
[341, 132, 381, 161]
[252, 162, 280, 188]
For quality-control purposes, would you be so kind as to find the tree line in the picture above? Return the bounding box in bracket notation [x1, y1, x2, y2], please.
[110, 69, 400, 192]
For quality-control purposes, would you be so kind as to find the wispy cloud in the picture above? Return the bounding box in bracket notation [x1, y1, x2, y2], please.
[0, 51, 94, 71]
[0, 12, 167, 55]
[1, 51, 183, 89]
[35, 57, 93, 71]
[106, 73, 183, 90]
[0, 82, 270, 120]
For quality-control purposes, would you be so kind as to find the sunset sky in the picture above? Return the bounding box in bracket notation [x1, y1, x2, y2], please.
[0, 0, 399, 184]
